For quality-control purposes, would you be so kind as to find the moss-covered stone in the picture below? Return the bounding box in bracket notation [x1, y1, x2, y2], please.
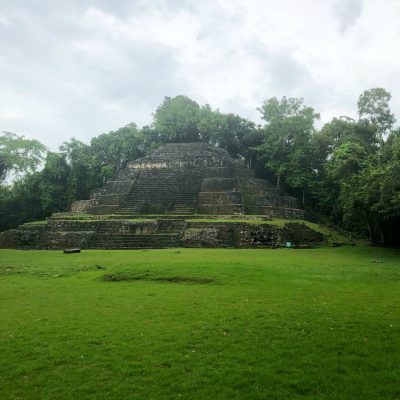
[0, 144, 315, 249]
[1, 218, 327, 250]
[72, 143, 304, 218]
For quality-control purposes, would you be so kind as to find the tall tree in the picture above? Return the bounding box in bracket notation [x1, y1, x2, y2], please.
[257, 97, 319, 205]
[357, 88, 395, 143]
[197, 106, 256, 158]
[90, 123, 145, 180]
[153, 96, 201, 143]
[0, 132, 46, 182]
[325, 141, 368, 182]
[60, 138, 101, 200]
[39, 152, 75, 215]
[0, 173, 44, 231]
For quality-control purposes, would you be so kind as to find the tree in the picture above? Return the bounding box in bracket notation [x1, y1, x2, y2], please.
[357, 88, 395, 142]
[326, 142, 367, 182]
[0, 173, 44, 231]
[0, 132, 46, 182]
[90, 123, 145, 180]
[39, 152, 75, 215]
[314, 116, 378, 157]
[214, 113, 256, 158]
[257, 97, 319, 205]
[60, 138, 101, 200]
[197, 106, 256, 158]
[153, 96, 201, 143]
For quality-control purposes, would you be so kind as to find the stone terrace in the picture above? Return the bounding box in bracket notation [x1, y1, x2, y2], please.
[72, 143, 304, 219]
[0, 143, 316, 250]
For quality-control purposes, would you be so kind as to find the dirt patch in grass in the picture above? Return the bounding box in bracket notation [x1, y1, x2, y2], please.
[0, 264, 100, 278]
[102, 272, 215, 284]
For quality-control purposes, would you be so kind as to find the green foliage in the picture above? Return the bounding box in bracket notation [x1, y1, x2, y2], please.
[257, 97, 320, 204]
[90, 123, 146, 178]
[314, 117, 377, 157]
[0, 153, 75, 231]
[0, 131, 46, 181]
[338, 132, 400, 244]
[357, 87, 395, 140]
[39, 152, 75, 215]
[326, 142, 367, 182]
[60, 138, 101, 199]
[0, 89, 399, 245]
[0, 173, 45, 230]
[153, 96, 257, 159]
[153, 95, 202, 142]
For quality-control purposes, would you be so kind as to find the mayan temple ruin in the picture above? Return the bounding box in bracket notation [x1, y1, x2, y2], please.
[1, 143, 324, 249]
[72, 142, 303, 217]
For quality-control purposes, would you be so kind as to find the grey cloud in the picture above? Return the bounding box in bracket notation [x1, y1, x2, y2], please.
[1, 0, 196, 20]
[334, 0, 363, 33]
[0, 0, 190, 148]
[264, 53, 310, 93]
[0, 0, 398, 150]
[87, 45, 184, 101]
[247, 43, 311, 94]
[246, 45, 347, 122]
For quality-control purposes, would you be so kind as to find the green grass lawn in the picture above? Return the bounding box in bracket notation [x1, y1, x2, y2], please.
[0, 246, 399, 399]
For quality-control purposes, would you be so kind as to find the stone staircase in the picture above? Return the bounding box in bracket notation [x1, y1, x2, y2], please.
[116, 168, 202, 215]
[171, 205, 196, 215]
[84, 219, 187, 249]
[197, 177, 245, 214]
[87, 233, 182, 249]
[67, 142, 304, 219]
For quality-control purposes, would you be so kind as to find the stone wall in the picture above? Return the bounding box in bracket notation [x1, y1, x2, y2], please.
[3, 219, 324, 250]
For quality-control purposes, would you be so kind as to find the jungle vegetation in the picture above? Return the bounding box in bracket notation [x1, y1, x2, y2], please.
[1, 88, 399, 245]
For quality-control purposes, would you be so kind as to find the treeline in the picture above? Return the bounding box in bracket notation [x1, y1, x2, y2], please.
[0, 89, 399, 245]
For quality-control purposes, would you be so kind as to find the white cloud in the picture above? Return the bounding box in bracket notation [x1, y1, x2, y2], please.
[0, 0, 399, 149]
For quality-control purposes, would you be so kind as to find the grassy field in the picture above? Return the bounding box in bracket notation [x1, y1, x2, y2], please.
[0, 246, 399, 399]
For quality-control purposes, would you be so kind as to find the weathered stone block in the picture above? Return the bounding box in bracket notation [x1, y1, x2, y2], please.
[0, 229, 17, 248]
[182, 228, 219, 247]
[71, 200, 91, 212]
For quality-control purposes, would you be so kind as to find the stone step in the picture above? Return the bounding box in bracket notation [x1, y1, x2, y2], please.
[87, 238, 182, 249]
[89, 232, 183, 239]
[89, 243, 180, 247]
[121, 195, 196, 200]
[128, 189, 196, 192]
[121, 200, 195, 205]
[128, 188, 197, 191]
[88, 234, 182, 248]
[89, 234, 181, 239]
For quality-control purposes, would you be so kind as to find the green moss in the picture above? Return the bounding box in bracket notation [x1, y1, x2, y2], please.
[125, 219, 157, 223]
[187, 218, 352, 245]
[24, 220, 48, 225]
[187, 218, 269, 224]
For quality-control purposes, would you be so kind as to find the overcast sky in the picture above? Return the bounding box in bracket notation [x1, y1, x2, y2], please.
[0, 0, 399, 149]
